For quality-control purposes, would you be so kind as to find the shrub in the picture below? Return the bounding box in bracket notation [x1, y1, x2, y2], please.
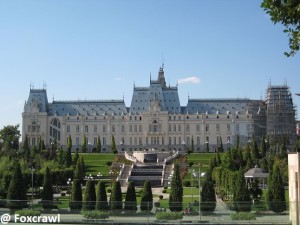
[159, 195, 163, 200]
[106, 161, 112, 166]
[82, 211, 109, 219]
[184, 180, 191, 187]
[156, 212, 183, 220]
[154, 202, 160, 207]
[230, 212, 256, 220]
[162, 189, 167, 193]
[164, 186, 168, 190]
[15, 209, 41, 217]
[107, 188, 112, 193]
[188, 162, 194, 167]
[61, 192, 66, 197]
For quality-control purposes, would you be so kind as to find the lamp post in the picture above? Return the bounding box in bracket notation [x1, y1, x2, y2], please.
[31, 165, 35, 207]
[205, 140, 209, 153]
[97, 172, 102, 180]
[109, 170, 113, 189]
[198, 163, 202, 221]
[88, 141, 91, 153]
[50, 141, 54, 159]
[182, 140, 185, 151]
[67, 178, 72, 203]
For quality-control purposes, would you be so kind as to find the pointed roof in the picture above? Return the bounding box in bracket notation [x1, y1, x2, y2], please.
[244, 165, 269, 178]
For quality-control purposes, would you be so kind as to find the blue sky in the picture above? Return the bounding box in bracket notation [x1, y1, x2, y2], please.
[0, 0, 299, 133]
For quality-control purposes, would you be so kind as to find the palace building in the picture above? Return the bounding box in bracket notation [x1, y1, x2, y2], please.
[22, 66, 297, 151]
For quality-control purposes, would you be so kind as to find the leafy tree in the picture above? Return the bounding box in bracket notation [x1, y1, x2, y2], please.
[66, 135, 72, 167]
[249, 179, 262, 200]
[169, 163, 183, 211]
[82, 135, 87, 153]
[233, 169, 251, 212]
[96, 135, 101, 153]
[111, 135, 117, 154]
[140, 180, 153, 212]
[268, 164, 286, 213]
[0, 125, 21, 150]
[222, 149, 234, 170]
[96, 181, 108, 210]
[201, 175, 216, 213]
[42, 166, 54, 209]
[261, 0, 300, 57]
[7, 161, 27, 209]
[219, 136, 224, 152]
[251, 139, 260, 162]
[260, 136, 267, 158]
[236, 135, 240, 150]
[74, 155, 84, 182]
[110, 181, 122, 212]
[70, 179, 82, 210]
[38, 137, 42, 153]
[57, 148, 66, 166]
[84, 180, 96, 210]
[124, 181, 137, 212]
[41, 139, 46, 150]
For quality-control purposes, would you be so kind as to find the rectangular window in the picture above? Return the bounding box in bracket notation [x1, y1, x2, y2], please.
[196, 124, 200, 132]
[121, 125, 125, 132]
[178, 124, 181, 132]
[169, 125, 172, 132]
[217, 136, 220, 145]
[139, 125, 142, 132]
[197, 136, 200, 145]
[112, 125, 115, 133]
[28, 126, 31, 132]
[129, 125, 132, 132]
[76, 125, 80, 133]
[134, 125, 137, 132]
[227, 136, 231, 143]
[227, 124, 230, 132]
[32, 138, 36, 146]
[216, 124, 220, 132]
[134, 137, 137, 145]
[94, 137, 97, 145]
[169, 137, 172, 145]
[186, 124, 190, 132]
[76, 137, 79, 145]
[173, 124, 176, 132]
[146, 137, 148, 145]
[162, 137, 164, 145]
[67, 125, 70, 133]
[236, 124, 239, 132]
[130, 137, 132, 145]
[103, 137, 106, 145]
[179, 136, 181, 145]
[103, 125, 106, 133]
[139, 137, 142, 145]
[94, 125, 97, 133]
[174, 137, 176, 145]
[85, 126, 88, 133]
[205, 124, 209, 132]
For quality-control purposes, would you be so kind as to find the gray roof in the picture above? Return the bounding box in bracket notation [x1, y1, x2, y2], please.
[49, 100, 127, 116]
[184, 98, 254, 115]
[24, 89, 49, 113]
[244, 165, 269, 178]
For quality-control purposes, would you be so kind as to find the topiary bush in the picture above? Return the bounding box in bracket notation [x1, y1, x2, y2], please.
[156, 212, 183, 220]
[82, 211, 109, 219]
[15, 209, 41, 217]
[230, 212, 256, 220]
[184, 180, 191, 187]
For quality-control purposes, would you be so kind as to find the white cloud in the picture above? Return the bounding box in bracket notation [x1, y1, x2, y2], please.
[114, 77, 122, 81]
[178, 76, 200, 84]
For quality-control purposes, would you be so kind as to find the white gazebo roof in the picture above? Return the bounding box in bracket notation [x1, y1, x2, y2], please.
[244, 165, 269, 178]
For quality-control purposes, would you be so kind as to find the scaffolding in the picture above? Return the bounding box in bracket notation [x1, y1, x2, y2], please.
[265, 84, 297, 146]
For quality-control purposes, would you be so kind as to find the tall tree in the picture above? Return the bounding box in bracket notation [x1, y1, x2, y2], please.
[0, 125, 21, 150]
[233, 169, 251, 212]
[124, 181, 137, 212]
[42, 166, 54, 209]
[268, 164, 286, 213]
[190, 136, 194, 153]
[70, 179, 82, 210]
[41, 138, 46, 150]
[82, 135, 87, 153]
[110, 181, 122, 212]
[66, 135, 72, 167]
[235, 135, 240, 150]
[260, 136, 267, 158]
[201, 175, 216, 214]
[96, 135, 101, 153]
[83, 180, 96, 210]
[169, 163, 183, 211]
[23, 134, 30, 160]
[140, 180, 153, 212]
[7, 161, 27, 209]
[96, 181, 108, 210]
[111, 135, 117, 154]
[261, 0, 300, 57]
[74, 155, 84, 182]
[251, 139, 260, 162]
[219, 136, 224, 153]
[73, 149, 79, 166]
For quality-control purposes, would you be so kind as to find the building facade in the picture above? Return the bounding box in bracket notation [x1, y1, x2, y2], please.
[22, 66, 297, 151]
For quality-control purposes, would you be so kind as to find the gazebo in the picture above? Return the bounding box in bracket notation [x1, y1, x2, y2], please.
[244, 165, 269, 188]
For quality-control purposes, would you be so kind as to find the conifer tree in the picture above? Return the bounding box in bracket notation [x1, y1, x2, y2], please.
[84, 180, 96, 210]
[236, 135, 240, 150]
[201, 175, 216, 213]
[110, 181, 122, 212]
[268, 164, 286, 213]
[70, 179, 82, 210]
[96, 181, 108, 210]
[260, 136, 267, 158]
[233, 169, 251, 212]
[82, 135, 87, 153]
[66, 135, 72, 167]
[7, 161, 27, 209]
[251, 139, 260, 162]
[74, 155, 84, 182]
[42, 166, 53, 209]
[124, 181, 137, 212]
[190, 136, 194, 153]
[23, 135, 30, 161]
[41, 139, 46, 150]
[169, 163, 183, 211]
[219, 136, 224, 152]
[38, 137, 42, 153]
[140, 180, 153, 212]
[96, 135, 101, 153]
[73, 149, 79, 166]
[111, 135, 117, 154]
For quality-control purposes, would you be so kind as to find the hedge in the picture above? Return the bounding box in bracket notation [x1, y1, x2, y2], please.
[156, 212, 183, 220]
[230, 212, 256, 220]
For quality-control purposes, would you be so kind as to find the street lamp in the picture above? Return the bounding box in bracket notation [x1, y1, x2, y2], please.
[109, 170, 113, 189]
[31, 164, 35, 207]
[67, 178, 72, 203]
[97, 172, 102, 180]
[192, 163, 203, 221]
[205, 139, 209, 153]
[182, 140, 185, 151]
[88, 141, 91, 153]
[50, 141, 54, 159]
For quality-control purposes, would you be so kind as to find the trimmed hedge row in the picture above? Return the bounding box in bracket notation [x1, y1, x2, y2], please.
[156, 212, 183, 220]
[230, 212, 256, 220]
